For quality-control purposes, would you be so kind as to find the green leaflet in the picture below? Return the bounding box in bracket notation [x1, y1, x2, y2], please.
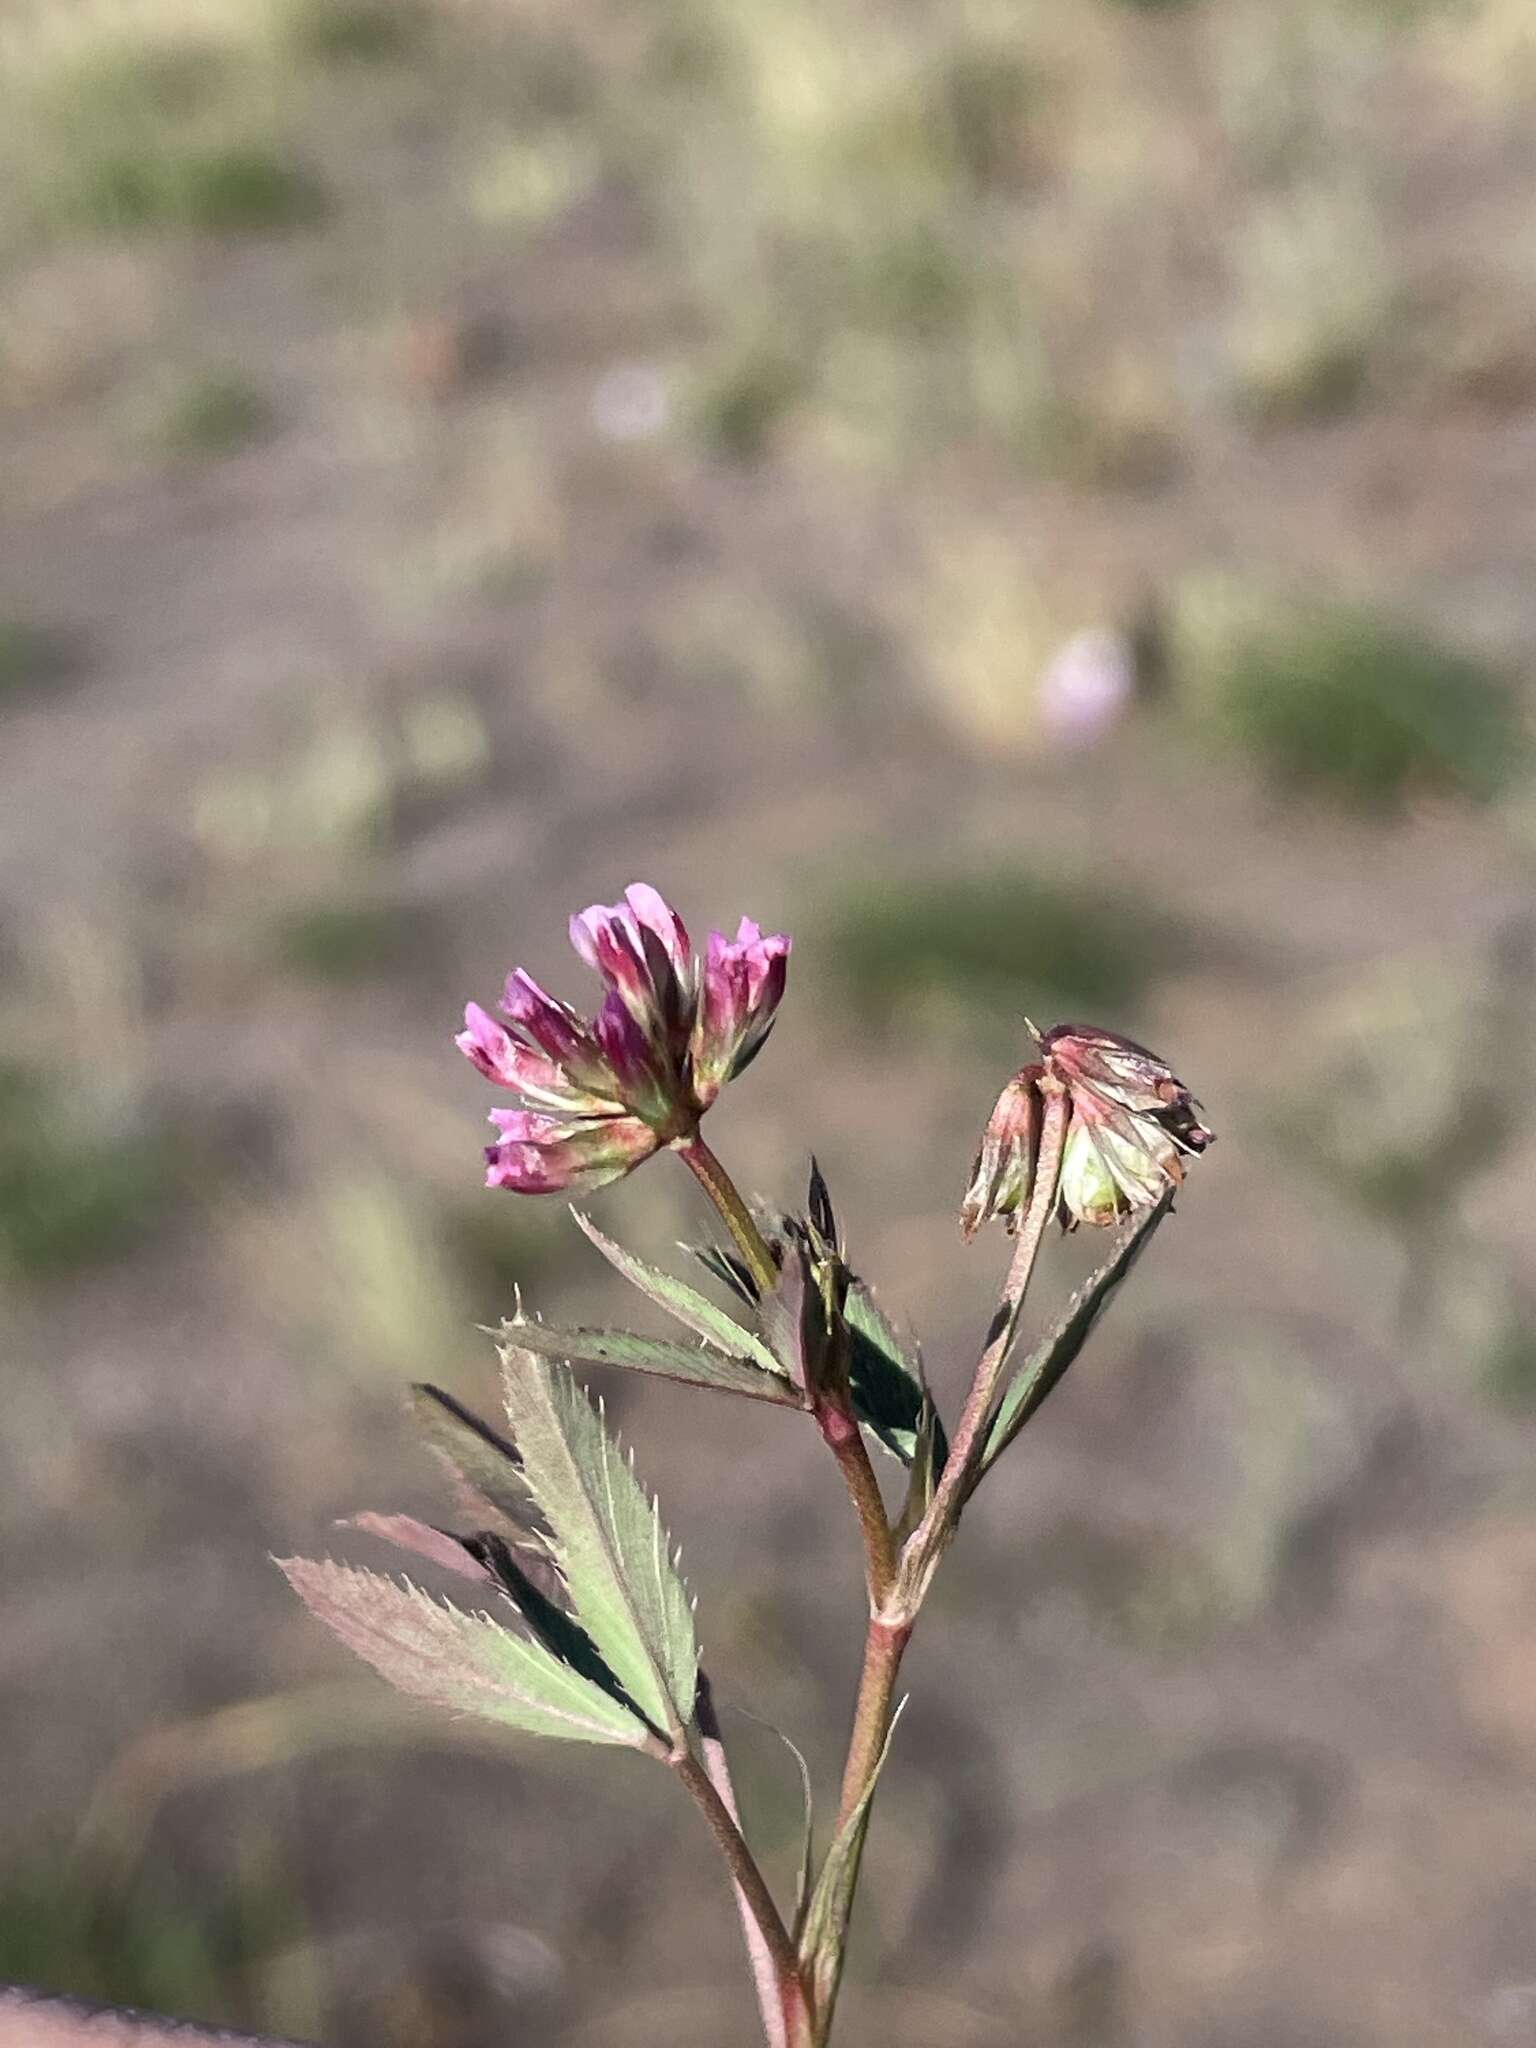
[499, 1345, 698, 1738]
[277, 1558, 650, 1747]
[974, 1191, 1172, 1489]
[573, 1212, 785, 1376]
[846, 1283, 945, 1470]
[796, 1701, 906, 2012]
[502, 1317, 801, 1405]
[409, 1382, 526, 1527]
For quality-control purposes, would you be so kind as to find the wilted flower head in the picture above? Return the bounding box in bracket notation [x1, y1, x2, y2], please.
[457, 883, 789, 1195]
[960, 1064, 1043, 1239]
[1040, 1022, 1212, 1229]
[961, 1023, 1212, 1236]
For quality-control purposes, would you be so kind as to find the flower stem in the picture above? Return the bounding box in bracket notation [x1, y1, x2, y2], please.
[902, 1080, 1070, 1596]
[672, 1738, 812, 2047]
[674, 1130, 780, 1296]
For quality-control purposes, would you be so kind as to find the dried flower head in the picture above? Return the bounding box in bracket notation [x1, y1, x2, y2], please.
[457, 884, 790, 1194]
[1039, 1021, 1213, 1229]
[961, 1024, 1212, 1237]
[960, 1064, 1044, 1239]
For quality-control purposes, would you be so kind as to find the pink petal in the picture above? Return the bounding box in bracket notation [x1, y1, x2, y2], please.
[483, 1113, 659, 1194]
[623, 883, 692, 976]
[456, 1001, 567, 1094]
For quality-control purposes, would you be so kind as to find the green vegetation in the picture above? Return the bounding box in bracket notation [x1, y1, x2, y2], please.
[815, 869, 1191, 1035]
[267, 899, 441, 984]
[439, 1195, 582, 1320]
[18, 35, 327, 239]
[1169, 579, 1524, 814]
[1483, 1315, 1536, 1409]
[0, 621, 81, 703]
[0, 1863, 307, 2038]
[276, 0, 427, 65]
[69, 144, 326, 237]
[691, 348, 807, 465]
[0, 1063, 176, 1284]
[146, 372, 274, 456]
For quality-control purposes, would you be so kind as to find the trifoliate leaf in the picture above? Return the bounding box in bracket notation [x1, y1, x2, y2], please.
[344, 1511, 501, 1585]
[277, 1558, 653, 1747]
[346, 1510, 642, 1714]
[462, 1527, 642, 1711]
[499, 1345, 698, 1738]
[572, 1212, 785, 1376]
[975, 1190, 1172, 1489]
[502, 1317, 801, 1405]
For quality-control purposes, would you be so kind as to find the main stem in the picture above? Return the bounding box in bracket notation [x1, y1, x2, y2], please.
[811, 1612, 911, 2046]
[676, 1113, 1074, 2045]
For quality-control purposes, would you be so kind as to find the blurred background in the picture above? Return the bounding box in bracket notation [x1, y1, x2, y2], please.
[2, 0, 1536, 2042]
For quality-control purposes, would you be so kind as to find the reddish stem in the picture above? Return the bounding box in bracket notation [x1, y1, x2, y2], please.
[818, 1405, 897, 1612]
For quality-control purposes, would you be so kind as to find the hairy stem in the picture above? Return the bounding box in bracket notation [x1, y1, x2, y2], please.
[674, 1130, 780, 1296]
[672, 1742, 811, 2047]
[904, 1080, 1070, 1591]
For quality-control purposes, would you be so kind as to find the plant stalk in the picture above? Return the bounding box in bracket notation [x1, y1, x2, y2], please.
[817, 1405, 897, 1611]
[675, 1132, 897, 1607]
[810, 1613, 912, 2046]
[672, 1742, 812, 2048]
[903, 1080, 1070, 1591]
[675, 1129, 780, 1296]
[695, 1677, 806, 2048]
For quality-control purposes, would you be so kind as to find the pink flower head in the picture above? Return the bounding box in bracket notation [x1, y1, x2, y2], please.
[690, 918, 792, 1109]
[456, 884, 790, 1195]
